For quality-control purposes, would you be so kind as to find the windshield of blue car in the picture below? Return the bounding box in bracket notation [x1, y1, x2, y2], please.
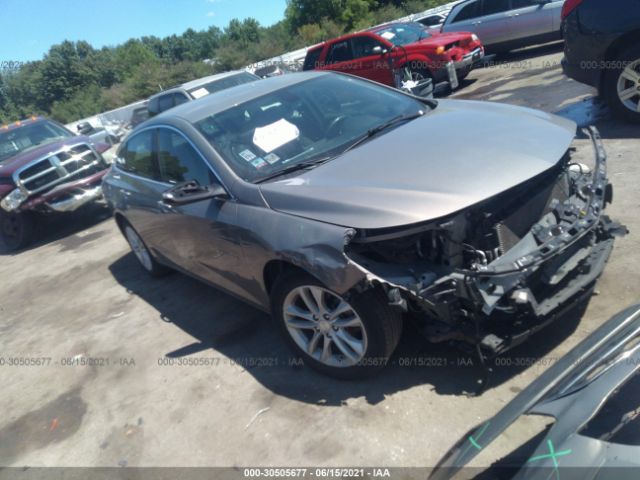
[0, 121, 73, 164]
[373, 23, 431, 46]
[195, 74, 427, 183]
[188, 72, 259, 98]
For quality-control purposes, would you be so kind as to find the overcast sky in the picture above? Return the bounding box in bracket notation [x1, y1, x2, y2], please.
[0, 0, 287, 62]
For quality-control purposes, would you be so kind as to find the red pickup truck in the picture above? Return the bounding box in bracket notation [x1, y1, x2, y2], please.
[0, 117, 111, 250]
[303, 22, 484, 91]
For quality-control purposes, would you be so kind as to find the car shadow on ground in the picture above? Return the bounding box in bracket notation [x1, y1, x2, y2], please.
[0, 203, 113, 256]
[109, 252, 588, 406]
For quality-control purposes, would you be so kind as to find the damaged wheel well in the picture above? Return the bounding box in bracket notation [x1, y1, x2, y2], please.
[263, 260, 316, 295]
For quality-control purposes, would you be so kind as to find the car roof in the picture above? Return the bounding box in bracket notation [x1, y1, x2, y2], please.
[147, 71, 330, 125]
[148, 70, 254, 99]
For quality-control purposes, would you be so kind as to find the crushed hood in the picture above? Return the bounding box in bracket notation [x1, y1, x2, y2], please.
[260, 100, 577, 229]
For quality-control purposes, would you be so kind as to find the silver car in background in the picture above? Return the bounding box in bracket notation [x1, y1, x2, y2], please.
[441, 0, 564, 52]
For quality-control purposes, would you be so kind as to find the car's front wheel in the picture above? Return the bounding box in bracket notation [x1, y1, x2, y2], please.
[271, 272, 402, 379]
[0, 211, 34, 252]
[604, 45, 640, 123]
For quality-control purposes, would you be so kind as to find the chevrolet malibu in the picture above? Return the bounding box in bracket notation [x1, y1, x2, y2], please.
[103, 72, 626, 379]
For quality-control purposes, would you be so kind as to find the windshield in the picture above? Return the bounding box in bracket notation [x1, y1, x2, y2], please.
[0, 121, 72, 164]
[373, 23, 431, 46]
[195, 74, 427, 183]
[188, 72, 259, 99]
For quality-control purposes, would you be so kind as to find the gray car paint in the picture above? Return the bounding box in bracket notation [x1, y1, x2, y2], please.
[442, 0, 564, 50]
[103, 72, 621, 352]
[260, 99, 577, 229]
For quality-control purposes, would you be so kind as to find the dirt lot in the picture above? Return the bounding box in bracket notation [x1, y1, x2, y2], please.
[1, 43, 639, 471]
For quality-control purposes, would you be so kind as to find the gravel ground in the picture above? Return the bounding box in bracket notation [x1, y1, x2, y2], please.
[0, 42, 638, 471]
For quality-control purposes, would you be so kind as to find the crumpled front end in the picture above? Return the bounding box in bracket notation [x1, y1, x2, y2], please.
[345, 127, 627, 355]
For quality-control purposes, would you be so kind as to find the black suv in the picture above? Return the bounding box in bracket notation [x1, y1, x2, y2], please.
[561, 0, 640, 123]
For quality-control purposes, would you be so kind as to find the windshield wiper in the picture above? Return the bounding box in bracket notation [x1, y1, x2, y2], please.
[342, 111, 425, 155]
[256, 157, 332, 184]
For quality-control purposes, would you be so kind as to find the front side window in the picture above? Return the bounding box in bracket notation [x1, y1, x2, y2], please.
[0, 121, 73, 164]
[118, 130, 157, 179]
[195, 74, 427, 183]
[452, 1, 481, 23]
[156, 129, 215, 186]
[351, 36, 386, 59]
[372, 23, 430, 46]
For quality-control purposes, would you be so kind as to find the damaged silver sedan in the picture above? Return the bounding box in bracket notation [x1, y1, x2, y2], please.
[103, 72, 627, 378]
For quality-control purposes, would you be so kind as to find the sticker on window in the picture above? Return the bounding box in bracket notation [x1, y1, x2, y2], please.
[380, 31, 395, 40]
[264, 153, 280, 164]
[190, 88, 209, 99]
[251, 157, 268, 169]
[253, 119, 300, 153]
[239, 149, 257, 162]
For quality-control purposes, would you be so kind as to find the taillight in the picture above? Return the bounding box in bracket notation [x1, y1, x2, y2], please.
[561, 0, 584, 20]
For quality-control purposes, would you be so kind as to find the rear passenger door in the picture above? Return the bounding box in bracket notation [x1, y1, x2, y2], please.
[113, 129, 175, 261]
[154, 127, 243, 295]
[444, 0, 510, 47]
[507, 0, 557, 41]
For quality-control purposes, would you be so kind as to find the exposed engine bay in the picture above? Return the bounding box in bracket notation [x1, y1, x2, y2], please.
[346, 127, 628, 355]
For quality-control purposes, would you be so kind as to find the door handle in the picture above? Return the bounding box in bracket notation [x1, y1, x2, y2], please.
[157, 200, 174, 213]
[472, 21, 482, 25]
[120, 189, 131, 197]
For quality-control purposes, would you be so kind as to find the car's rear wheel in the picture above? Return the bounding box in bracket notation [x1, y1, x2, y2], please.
[271, 272, 402, 379]
[122, 222, 168, 277]
[604, 45, 640, 123]
[0, 211, 34, 252]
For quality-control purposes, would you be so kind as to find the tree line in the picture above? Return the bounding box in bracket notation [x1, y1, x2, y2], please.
[0, 0, 450, 124]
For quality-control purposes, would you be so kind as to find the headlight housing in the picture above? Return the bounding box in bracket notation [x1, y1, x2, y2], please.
[1, 188, 28, 212]
[471, 34, 479, 42]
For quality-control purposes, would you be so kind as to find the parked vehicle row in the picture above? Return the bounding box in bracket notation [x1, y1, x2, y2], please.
[102, 71, 625, 379]
[303, 22, 484, 93]
[146, 70, 260, 118]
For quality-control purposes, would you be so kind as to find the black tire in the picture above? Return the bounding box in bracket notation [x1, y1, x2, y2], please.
[121, 220, 169, 277]
[603, 45, 640, 124]
[271, 272, 402, 379]
[0, 211, 35, 252]
[457, 65, 472, 82]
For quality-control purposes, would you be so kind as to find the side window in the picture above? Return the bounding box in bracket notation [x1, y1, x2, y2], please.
[451, 1, 481, 23]
[481, 0, 510, 15]
[156, 129, 216, 186]
[351, 36, 385, 59]
[157, 94, 174, 113]
[303, 47, 323, 71]
[118, 130, 157, 179]
[326, 40, 353, 64]
[173, 92, 189, 107]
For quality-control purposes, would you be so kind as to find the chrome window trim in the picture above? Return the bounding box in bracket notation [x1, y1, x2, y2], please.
[115, 124, 235, 200]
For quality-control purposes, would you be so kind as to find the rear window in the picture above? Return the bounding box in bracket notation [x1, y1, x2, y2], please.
[303, 47, 323, 71]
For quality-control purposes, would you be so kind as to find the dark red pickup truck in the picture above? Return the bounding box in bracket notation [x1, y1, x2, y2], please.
[0, 117, 111, 250]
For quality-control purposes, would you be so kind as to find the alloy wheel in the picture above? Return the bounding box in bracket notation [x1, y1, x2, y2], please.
[283, 285, 368, 368]
[125, 226, 153, 272]
[617, 59, 640, 113]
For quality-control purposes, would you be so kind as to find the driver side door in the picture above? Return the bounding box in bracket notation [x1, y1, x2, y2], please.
[154, 127, 244, 296]
[349, 34, 394, 87]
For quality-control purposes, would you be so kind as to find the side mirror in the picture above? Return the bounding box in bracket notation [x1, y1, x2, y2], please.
[77, 122, 93, 135]
[162, 180, 228, 206]
[372, 46, 388, 55]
